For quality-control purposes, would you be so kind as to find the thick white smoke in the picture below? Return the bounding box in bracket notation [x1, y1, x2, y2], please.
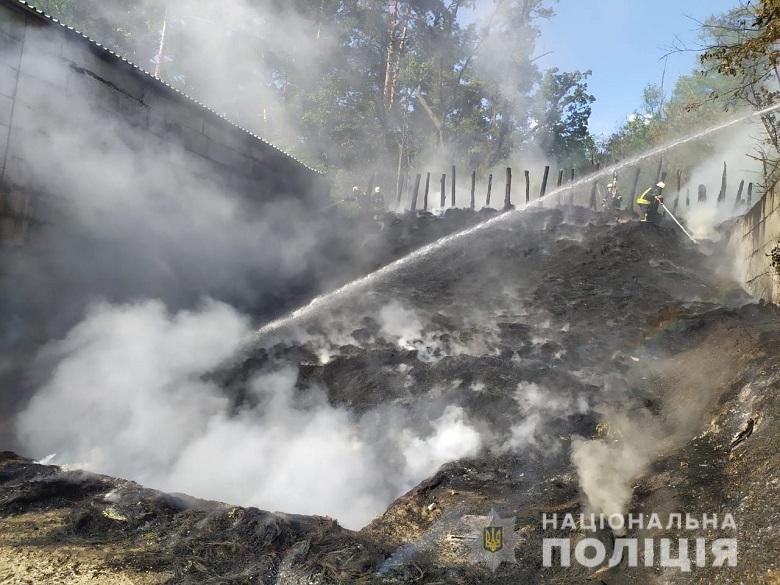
[16, 300, 483, 528]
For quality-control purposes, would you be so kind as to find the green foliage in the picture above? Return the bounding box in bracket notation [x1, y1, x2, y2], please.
[603, 1, 779, 182]
[534, 68, 595, 169]
[30, 0, 597, 184]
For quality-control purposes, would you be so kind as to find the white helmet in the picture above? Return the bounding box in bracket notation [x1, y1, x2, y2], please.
[656, 181, 666, 189]
[374, 187, 381, 193]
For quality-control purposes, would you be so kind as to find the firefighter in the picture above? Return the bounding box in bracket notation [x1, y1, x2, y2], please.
[371, 186, 385, 211]
[636, 181, 666, 224]
[603, 181, 622, 210]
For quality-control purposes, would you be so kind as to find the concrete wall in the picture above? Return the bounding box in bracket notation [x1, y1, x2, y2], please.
[732, 185, 780, 302]
[0, 0, 325, 243]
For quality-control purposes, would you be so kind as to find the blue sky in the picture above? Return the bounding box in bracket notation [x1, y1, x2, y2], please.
[533, 0, 739, 136]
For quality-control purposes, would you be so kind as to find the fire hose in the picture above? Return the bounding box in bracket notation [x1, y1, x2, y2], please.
[660, 202, 697, 244]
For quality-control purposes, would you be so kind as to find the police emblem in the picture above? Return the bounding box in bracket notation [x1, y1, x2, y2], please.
[483, 525, 504, 553]
[461, 508, 521, 572]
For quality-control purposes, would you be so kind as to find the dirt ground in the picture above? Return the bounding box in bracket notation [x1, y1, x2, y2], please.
[2, 206, 779, 583]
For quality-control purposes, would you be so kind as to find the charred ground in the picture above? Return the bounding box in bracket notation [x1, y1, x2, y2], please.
[2, 206, 779, 584]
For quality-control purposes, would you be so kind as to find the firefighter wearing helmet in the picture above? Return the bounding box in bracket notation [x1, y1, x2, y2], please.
[636, 181, 666, 224]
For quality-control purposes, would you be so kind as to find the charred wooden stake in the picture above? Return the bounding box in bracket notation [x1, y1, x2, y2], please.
[588, 164, 601, 209]
[540, 165, 550, 199]
[557, 169, 564, 187]
[698, 184, 707, 203]
[747, 182, 754, 206]
[423, 172, 431, 210]
[470, 170, 476, 210]
[718, 162, 727, 203]
[440, 173, 446, 208]
[568, 168, 576, 205]
[589, 178, 598, 209]
[486, 173, 493, 208]
[504, 167, 512, 209]
[686, 187, 691, 208]
[630, 166, 642, 213]
[451, 165, 456, 207]
[410, 173, 421, 211]
[524, 170, 530, 203]
[395, 174, 405, 210]
[655, 158, 663, 181]
[735, 179, 745, 208]
[673, 169, 681, 213]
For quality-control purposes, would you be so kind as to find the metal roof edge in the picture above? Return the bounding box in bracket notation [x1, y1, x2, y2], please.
[6, 0, 323, 175]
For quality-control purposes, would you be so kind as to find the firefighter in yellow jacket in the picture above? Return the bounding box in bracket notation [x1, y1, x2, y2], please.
[636, 181, 666, 224]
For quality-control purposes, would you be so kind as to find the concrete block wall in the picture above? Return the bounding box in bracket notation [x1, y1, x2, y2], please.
[0, 0, 325, 243]
[733, 185, 780, 303]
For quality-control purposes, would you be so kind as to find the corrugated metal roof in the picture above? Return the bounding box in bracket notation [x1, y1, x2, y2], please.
[6, 0, 321, 174]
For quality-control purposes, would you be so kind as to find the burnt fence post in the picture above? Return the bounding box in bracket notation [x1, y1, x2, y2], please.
[524, 170, 530, 203]
[396, 174, 405, 210]
[540, 165, 550, 199]
[410, 173, 421, 211]
[717, 162, 727, 203]
[470, 170, 476, 210]
[423, 172, 431, 211]
[630, 166, 642, 213]
[451, 165, 456, 208]
[504, 167, 512, 210]
[734, 179, 745, 209]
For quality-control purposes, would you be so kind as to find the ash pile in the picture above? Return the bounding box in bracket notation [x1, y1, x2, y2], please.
[3, 207, 779, 584]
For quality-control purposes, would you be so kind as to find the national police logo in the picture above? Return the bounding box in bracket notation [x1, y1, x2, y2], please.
[483, 525, 504, 553]
[461, 508, 521, 572]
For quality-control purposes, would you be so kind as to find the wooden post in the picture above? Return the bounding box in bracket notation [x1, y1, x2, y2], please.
[524, 170, 530, 203]
[734, 179, 745, 208]
[747, 182, 753, 207]
[630, 166, 642, 213]
[698, 184, 707, 203]
[504, 167, 512, 209]
[589, 178, 598, 209]
[557, 169, 564, 206]
[367, 174, 375, 199]
[674, 169, 681, 213]
[486, 174, 493, 207]
[395, 174, 405, 210]
[540, 165, 550, 199]
[440, 173, 446, 208]
[410, 173, 421, 211]
[655, 158, 663, 182]
[686, 187, 691, 208]
[717, 162, 727, 203]
[451, 165, 456, 207]
[423, 172, 431, 210]
[588, 163, 601, 209]
[470, 170, 476, 210]
[568, 168, 576, 205]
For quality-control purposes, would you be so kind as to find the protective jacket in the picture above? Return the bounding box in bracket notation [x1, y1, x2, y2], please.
[636, 186, 664, 223]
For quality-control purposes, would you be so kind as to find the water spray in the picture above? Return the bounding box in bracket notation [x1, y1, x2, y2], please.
[660, 202, 697, 244]
[253, 103, 780, 340]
